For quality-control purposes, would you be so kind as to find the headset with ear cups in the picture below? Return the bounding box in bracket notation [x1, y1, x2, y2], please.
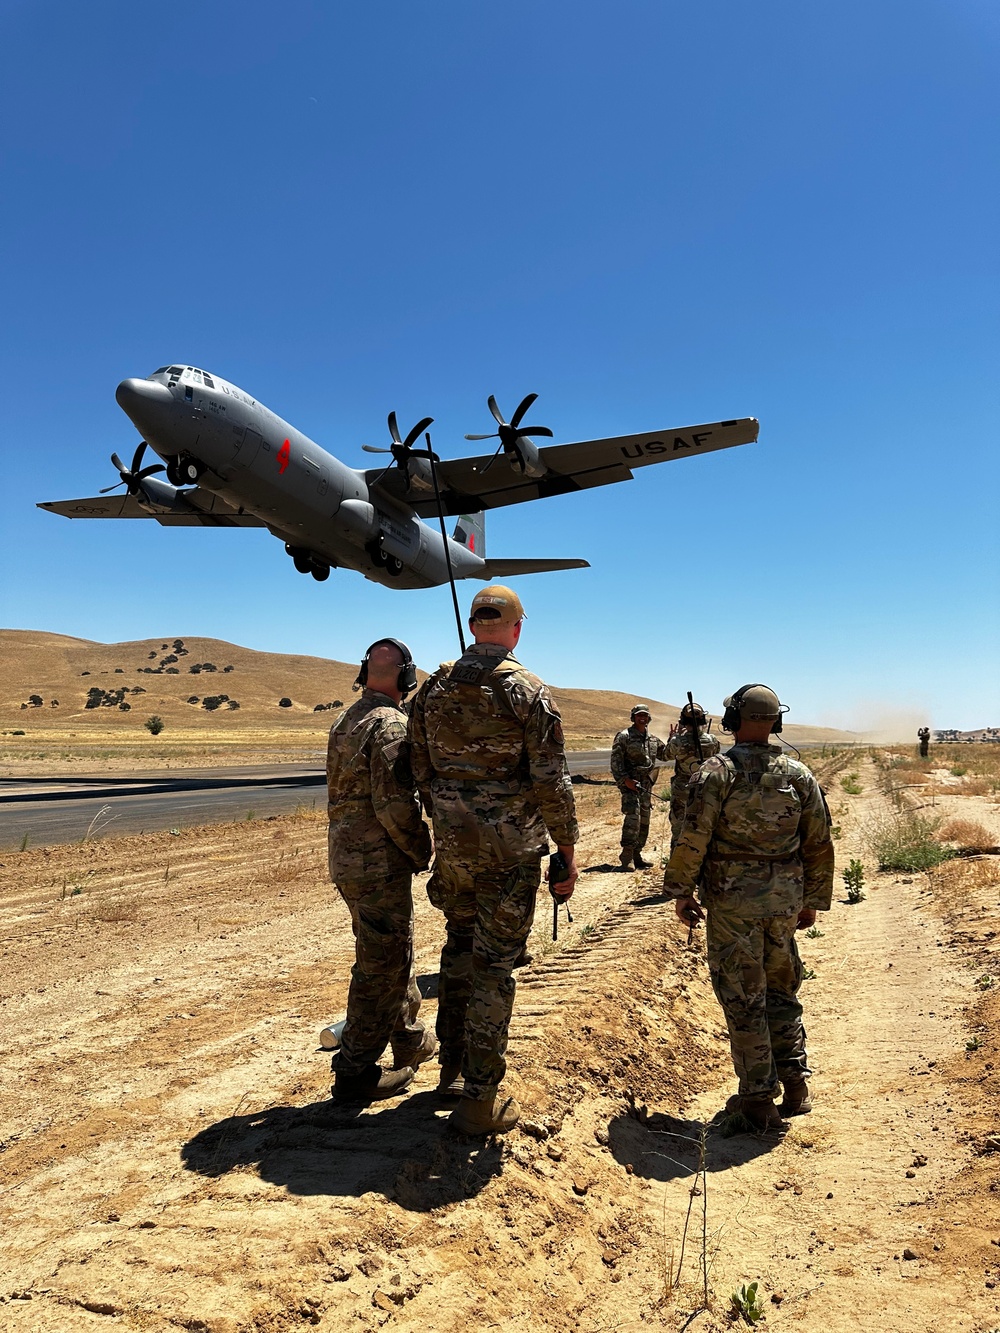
[355, 638, 418, 697]
[721, 683, 786, 735]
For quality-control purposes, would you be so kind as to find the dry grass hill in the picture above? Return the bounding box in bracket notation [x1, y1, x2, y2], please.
[0, 629, 857, 750]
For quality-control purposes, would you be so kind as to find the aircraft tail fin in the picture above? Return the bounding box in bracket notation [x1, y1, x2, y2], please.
[478, 558, 590, 577]
[452, 511, 486, 559]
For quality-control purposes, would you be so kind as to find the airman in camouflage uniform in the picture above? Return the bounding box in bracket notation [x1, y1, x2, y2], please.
[917, 727, 930, 758]
[327, 639, 433, 1104]
[611, 705, 669, 869]
[665, 700, 721, 847]
[409, 585, 578, 1134]
[662, 685, 834, 1130]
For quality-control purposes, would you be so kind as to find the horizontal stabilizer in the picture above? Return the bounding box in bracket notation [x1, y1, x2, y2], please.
[478, 558, 590, 578]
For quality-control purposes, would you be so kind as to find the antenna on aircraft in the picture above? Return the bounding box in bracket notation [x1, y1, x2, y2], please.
[425, 431, 466, 654]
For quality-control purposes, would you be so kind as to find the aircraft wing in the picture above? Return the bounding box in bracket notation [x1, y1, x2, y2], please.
[411, 416, 758, 518]
[37, 488, 267, 527]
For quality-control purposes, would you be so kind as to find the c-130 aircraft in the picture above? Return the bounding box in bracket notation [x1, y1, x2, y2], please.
[39, 365, 758, 589]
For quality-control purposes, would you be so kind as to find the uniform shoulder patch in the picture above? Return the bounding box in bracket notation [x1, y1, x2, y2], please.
[449, 659, 492, 686]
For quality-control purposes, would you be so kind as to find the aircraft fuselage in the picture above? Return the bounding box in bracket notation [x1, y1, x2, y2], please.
[115, 365, 482, 589]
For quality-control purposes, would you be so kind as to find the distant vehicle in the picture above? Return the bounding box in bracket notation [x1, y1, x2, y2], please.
[39, 365, 757, 589]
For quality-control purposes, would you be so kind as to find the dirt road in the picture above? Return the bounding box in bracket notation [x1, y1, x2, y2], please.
[1, 759, 998, 1331]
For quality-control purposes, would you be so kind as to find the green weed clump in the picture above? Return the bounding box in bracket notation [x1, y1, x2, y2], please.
[840, 772, 863, 795]
[865, 811, 953, 872]
[843, 858, 866, 903]
[730, 1281, 766, 1324]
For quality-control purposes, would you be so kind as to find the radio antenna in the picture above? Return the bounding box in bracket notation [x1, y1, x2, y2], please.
[426, 432, 466, 654]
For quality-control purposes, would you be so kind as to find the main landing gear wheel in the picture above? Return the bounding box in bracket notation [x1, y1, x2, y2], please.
[384, 556, 404, 578]
[311, 564, 330, 582]
[293, 553, 312, 574]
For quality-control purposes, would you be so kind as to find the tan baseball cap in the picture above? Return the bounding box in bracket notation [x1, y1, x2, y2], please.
[469, 584, 525, 626]
[724, 684, 782, 718]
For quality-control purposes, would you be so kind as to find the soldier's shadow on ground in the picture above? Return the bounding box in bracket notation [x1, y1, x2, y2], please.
[607, 1101, 785, 1185]
[180, 1089, 502, 1211]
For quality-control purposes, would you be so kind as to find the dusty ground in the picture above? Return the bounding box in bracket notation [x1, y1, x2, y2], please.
[1, 753, 999, 1331]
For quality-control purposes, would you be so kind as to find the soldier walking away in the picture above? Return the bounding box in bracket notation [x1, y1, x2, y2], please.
[611, 705, 669, 869]
[409, 585, 579, 1135]
[918, 726, 931, 758]
[661, 684, 834, 1132]
[326, 639, 434, 1105]
[665, 696, 721, 849]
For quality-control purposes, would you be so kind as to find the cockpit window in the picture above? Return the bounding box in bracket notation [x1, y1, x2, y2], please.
[203, 374, 215, 389]
[168, 367, 183, 375]
[151, 367, 169, 375]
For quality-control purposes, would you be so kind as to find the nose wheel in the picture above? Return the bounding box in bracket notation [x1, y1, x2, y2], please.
[167, 457, 203, 487]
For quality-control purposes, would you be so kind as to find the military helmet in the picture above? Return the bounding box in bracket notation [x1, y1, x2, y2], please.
[679, 699, 707, 725]
[630, 703, 652, 720]
[725, 684, 781, 718]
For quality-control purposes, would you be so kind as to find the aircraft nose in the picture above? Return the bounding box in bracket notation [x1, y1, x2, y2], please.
[116, 377, 172, 412]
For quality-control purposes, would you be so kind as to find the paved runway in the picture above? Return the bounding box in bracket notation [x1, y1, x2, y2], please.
[0, 752, 613, 847]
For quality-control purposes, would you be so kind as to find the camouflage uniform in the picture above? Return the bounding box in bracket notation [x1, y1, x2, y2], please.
[662, 743, 834, 1097]
[665, 726, 721, 844]
[611, 723, 669, 853]
[918, 728, 930, 758]
[408, 643, 578, 1100]
[327, 692, 432, 1076]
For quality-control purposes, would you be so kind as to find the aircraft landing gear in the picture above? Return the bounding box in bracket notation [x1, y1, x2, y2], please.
[167, 456, 203, 487]
[286, 543, 331, 582]
[365, 538, 404, 578]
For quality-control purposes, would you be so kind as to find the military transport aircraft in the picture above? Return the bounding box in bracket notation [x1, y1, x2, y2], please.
[38, 365, 757, 590]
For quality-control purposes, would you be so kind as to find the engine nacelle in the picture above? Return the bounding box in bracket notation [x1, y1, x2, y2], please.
[135, 476, 194, 515]
[508, 434, 546, 480]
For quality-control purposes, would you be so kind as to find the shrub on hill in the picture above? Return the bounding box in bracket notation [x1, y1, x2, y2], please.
[278, 698, 292, 708]
[144, 715, 165, 735]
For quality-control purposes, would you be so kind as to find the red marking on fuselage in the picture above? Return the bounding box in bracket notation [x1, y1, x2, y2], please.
[468, 533, 475, 553]
[277, 439, 291, 474]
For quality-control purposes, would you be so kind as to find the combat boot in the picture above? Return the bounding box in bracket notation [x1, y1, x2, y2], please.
[391, 1029, 437, 1071]
[448, 1093, 520, 1135]
[733, 1094, 783, 1132]
[778, 1075, 813, 1116]
[333, 1064, 414, 1105]
[437, 1063, 465, 1098]
[633, 850, 651, 870]
[512, 944, 533, 969]
[619, 847, 634, 870]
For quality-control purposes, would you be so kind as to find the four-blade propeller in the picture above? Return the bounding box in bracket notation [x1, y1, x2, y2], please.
[100, 442, 166, 495]
[362, 412, 437, 484]
[465, 393, 553, 473]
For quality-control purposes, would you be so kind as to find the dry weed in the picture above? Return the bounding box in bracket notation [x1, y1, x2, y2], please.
[88, 884, 144, 923]
[930, 857, 1000, 894]
[936, 818, 994, 847]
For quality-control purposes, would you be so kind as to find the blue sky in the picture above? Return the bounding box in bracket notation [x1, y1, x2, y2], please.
[1, 0, 996, 732]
